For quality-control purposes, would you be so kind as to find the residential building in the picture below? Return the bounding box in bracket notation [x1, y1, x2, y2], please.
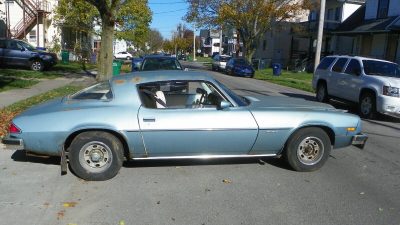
[333, 0, 400, 63]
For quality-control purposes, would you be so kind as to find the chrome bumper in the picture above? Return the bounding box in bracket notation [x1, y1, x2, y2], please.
[352, 133, 368, 149]
[1, 136, 24, 150]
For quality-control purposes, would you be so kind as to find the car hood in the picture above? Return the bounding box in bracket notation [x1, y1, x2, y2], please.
[245, 96, 337, 111]
[368, 75, 400, 87]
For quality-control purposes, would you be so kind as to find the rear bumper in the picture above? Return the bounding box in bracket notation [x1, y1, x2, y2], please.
[352, 133, 368, 149]
[1, 136, 24, 150]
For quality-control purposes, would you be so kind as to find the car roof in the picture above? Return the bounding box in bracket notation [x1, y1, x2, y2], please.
[326, 55, 397, 64]
[110, 70, 214, 84]
[143, 55, 176, 59]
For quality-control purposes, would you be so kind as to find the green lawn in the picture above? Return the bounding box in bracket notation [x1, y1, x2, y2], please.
[194, 56, 213, 63]
[254, 68, 314, 93]
[0, 62, 97, 92]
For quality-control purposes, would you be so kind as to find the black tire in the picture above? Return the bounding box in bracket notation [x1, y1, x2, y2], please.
[69, 131, 124, 181]
[359, 92, 377, 119]
[284, 127, 331, 172]
[316, 83, 329, 103]
[31, 60, 44, 71]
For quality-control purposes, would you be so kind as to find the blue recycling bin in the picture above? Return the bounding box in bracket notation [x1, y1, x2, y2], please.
[272, 63, 282, 76]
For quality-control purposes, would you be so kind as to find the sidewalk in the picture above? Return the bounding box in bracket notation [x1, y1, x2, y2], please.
[0, 76, 94, 108]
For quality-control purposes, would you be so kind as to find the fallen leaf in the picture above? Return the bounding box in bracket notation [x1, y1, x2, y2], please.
[378, 208, 384, 212]
[119, 220, 125, 225]
[156, 201, 160, 205]
[62, 202, 77, 208]
[222, 179, 232, 184]
[57, 210, 66, 220]
[360, 192, 365, 195]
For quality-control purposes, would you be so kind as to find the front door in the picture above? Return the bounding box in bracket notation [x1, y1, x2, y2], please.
[137, 80, 258, 156]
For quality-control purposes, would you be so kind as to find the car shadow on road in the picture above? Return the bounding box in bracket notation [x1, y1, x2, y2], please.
[280, 92, 315, 101]
[123, 157, 293, 171]
[11, 150, 60, 165]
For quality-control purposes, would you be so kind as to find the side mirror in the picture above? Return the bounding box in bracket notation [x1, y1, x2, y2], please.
[218, 100, 231, 110]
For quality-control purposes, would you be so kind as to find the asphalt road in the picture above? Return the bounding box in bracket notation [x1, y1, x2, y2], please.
[0, 63, 399, 225]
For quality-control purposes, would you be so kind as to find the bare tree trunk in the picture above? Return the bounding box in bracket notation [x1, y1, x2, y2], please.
[97, 16, 114, 81]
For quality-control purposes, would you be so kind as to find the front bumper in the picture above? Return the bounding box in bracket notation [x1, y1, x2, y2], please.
[1, 136, 24, 150]
[351, 133, 368, 149]
[377, 95, 400, 118]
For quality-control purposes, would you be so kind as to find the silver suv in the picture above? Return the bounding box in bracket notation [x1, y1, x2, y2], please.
[312, 55, 400, 119]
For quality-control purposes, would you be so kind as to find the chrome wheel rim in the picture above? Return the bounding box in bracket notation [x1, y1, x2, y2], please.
[79, 141, 113, 173]
[297, 137, 324, 165]
[361, 97, 372, 115]
[32, 61, 42, 71]
[317, 86, 325, 102]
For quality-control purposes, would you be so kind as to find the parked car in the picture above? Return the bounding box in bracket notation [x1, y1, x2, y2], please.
[0, 38, 57, 71]
[131, 57, 144, 71]
[313, 55, 400, 119]
[225, 58, 255, 77]
[2, 71, 367, 181]
[212, 54, 231, 71]
[114, 51, 132, 60]
[140, 55, 183, 71]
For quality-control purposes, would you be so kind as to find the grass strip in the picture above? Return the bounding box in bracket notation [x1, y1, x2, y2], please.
[254, 69, 314, 93]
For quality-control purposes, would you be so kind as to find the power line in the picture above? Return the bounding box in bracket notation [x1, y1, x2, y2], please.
[152, 8, 187, 14]
[149, 1, 186, 4]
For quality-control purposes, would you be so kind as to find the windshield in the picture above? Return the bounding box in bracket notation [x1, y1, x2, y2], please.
[18, 41, 36, 51]
[235, 59, 250, 66]
[70, 82, 113, 100]
[363, 60, 400, 78]
[141, 58, 182, 71]
[215, 80, 249, 106]
[220, 56, 231, 62]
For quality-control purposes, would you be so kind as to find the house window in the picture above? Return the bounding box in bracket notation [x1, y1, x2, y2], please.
[262, 40, 267, 51]
[335, 7, 342, 21]
[377, 0, 389, 19]
[29, 30, 36, 43]
[309, 10, 317, 21]
[93, 41, 101, 50]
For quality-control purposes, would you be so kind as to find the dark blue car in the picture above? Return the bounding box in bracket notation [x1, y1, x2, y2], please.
[0, 39, 57, 71]
[225, 58, 255, 78]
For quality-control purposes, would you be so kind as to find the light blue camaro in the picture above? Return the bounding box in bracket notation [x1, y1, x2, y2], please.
[2, 71, 367, 180]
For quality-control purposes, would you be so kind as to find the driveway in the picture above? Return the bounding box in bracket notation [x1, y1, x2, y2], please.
[0, 64, 399, 225]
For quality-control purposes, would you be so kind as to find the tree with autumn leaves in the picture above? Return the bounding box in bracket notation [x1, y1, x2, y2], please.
[55, 0, 151, 81]
[186, 0, 310, 62]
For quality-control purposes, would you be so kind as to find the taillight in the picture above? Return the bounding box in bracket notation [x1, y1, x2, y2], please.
[9, 123, 21, 133]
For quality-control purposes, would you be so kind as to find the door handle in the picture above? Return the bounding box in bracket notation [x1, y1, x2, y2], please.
[143, 118, 156, 122]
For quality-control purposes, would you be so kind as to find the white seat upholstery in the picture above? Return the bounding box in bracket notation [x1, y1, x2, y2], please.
[155, 91, 166, 108]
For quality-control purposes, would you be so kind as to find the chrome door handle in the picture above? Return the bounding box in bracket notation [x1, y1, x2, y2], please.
[143, 118, 156, 122]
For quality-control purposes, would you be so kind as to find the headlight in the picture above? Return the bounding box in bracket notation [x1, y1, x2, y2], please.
[383, 86, 399, 97]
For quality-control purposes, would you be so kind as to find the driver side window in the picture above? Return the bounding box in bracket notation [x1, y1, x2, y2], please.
[138, 80, 228, 109]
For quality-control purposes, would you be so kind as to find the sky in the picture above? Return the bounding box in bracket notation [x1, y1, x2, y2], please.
[149, 0, 192, 40]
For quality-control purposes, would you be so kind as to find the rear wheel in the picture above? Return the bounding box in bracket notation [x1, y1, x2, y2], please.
[359, 92, 377, 119]
[69, 131, 124, 181]
[316, 83, 329, 103]
[284, 127, 331, 172]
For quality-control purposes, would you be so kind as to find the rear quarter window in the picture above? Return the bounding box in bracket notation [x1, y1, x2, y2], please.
[317, 57, 336, 70]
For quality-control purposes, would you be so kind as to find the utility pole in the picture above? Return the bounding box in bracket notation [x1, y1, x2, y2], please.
[219, 25, 223, 55]
[193, 25, 196, 61]
[314, 0, 326, 71]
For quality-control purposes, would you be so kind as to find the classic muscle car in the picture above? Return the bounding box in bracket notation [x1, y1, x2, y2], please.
[2, 71, 367, 181]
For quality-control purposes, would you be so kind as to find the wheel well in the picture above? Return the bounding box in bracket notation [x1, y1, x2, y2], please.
[317, 79, 327, 88]
[281, 125, 335, 154]
[359, 88, 376, 100]
[64, 129, 131, 160]
[29, 57, 42, 62]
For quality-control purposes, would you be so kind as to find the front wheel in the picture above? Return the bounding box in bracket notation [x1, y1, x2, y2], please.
[31, 60, 44, 71]
[284, 127, 331, 172]
[69, 131, 124, 181]
[359, 92, 377, 119]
